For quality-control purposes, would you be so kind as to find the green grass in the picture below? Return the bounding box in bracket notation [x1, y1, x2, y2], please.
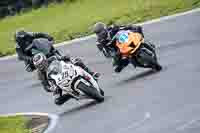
[0, 116, 30, 133]
[0, 0, 200, 56]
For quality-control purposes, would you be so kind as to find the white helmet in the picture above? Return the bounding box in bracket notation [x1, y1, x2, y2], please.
[33, 53, 48, 71]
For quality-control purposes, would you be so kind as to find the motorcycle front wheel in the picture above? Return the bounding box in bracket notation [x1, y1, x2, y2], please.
[77, 82, 104, 102]
[137, 47, 162, 71]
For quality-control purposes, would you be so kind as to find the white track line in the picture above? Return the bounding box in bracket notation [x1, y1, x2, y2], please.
[115, 112, 151, 133]
[176, 119, 200, 131]
[0, 112, 59, 133]
[0, 7, 200, 61]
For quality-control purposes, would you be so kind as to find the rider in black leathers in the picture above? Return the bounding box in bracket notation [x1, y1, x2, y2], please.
[92, 22, 155, 73]
[15, 30, 100, 101]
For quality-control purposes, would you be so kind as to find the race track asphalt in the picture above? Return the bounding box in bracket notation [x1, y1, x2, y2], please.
[0, 10, 200, 133]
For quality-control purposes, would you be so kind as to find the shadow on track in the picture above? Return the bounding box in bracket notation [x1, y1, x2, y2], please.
[114, 69, 157, 87]
[157, 39, 200, 53]
[59, 101, 98, 117]
[29, 82, 41, 88]
[59, 96, 110, 117]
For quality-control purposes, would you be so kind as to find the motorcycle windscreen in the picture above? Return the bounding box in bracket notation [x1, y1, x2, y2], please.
[47, 60, 62, 75]
[30, 38, 53, 55]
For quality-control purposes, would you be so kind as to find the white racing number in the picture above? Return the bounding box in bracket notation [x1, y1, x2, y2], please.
[57, 64, 77, 84]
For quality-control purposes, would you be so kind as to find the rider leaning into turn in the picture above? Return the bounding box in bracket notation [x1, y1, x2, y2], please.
[15, 30, 100, 104]
[92, 22, 155, 73]
[33, 53, 75, 105]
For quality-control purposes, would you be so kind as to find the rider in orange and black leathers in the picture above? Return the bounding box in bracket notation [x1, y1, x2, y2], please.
[92, 22, 148, 72]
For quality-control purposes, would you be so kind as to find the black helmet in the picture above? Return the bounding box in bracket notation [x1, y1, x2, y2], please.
[92, 22, 108, 39]
[14, 29, 30, 43]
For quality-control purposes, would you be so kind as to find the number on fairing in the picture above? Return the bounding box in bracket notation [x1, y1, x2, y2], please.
[118, 33, 129, 43]
[62, 71, 68, 79]
[58, 71, 68, 82]
[62, 64, 76, 80]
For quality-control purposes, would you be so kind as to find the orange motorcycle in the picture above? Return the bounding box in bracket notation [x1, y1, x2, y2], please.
[113, 30, 162, 72]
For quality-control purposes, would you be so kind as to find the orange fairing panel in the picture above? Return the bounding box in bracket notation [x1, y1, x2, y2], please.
[116, 32, 143, 56]
[130, 32, 143, 46]
[116, 42, 133, 54]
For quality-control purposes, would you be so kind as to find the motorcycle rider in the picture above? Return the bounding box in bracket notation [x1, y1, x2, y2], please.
[33, 53, 73, 105]
[15, 29, 100, 93]
[92, 22, 155, 73]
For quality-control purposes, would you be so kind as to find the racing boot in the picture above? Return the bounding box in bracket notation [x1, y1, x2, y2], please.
[113, 57, 129, 73]
[114, 65, 123, 73]
[53, 89, 72, 106]
[112, 54, 123, 73]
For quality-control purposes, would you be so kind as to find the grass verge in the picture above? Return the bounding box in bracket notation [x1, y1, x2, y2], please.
[0, 0, 200, 56]
[0, 116, 30, 133]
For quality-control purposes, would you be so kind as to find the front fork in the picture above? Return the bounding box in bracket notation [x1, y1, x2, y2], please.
[143, 41, 156, 55]
[131, 42, 156, 67]
[137, 46, 157, 67]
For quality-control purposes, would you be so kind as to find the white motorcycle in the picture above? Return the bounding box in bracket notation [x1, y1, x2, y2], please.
[46, 57, 104, 103]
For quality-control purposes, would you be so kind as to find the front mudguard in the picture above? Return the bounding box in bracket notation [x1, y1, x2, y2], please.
[73, 67, 101, 93]
[73, 76, 104, 102]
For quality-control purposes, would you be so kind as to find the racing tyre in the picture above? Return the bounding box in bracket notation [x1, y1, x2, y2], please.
[77, 82, 104, 102]
[153, 63, 162, 71]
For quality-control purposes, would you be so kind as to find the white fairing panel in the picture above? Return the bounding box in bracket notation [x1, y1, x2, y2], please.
[49, 61, 78, 89]
[48, 60, 100, 92]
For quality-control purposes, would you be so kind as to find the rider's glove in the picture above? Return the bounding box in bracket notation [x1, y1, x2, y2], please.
[46, 35, 54, 42]
[60, 55, 71, 62]
[25, 64, 34, 72]
[49, 85, 57, 92]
